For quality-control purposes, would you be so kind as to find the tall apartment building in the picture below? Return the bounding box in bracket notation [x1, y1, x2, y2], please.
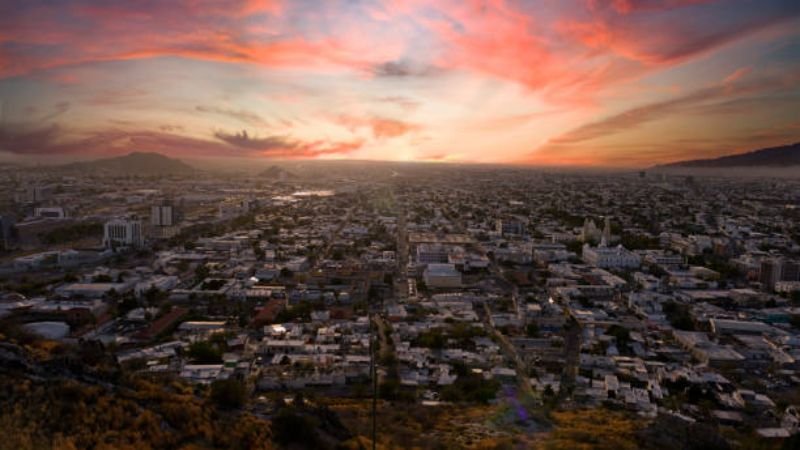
[15, 185, 55, 204]
[103, 217, 144, 249]
[151, 204, 176, 227]
[760, 258, 800, 291]
[149, 201, 182, 239]
[496, 218, 525, 237]
[0, 215, 15, 250]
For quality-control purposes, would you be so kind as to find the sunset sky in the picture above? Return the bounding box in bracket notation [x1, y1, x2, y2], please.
[1, 0, 799, 166]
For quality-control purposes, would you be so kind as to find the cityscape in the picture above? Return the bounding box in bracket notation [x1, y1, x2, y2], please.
[1, 157, 799, 449]
[2, 1, 800, 449]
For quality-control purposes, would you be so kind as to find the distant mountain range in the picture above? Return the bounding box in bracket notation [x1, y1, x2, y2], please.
[59, 152, 194, 175]
[657, 142, 800, 169]
[258, 165, 298, 180]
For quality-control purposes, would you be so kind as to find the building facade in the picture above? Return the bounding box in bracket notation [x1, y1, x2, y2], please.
[582, 244, 641, 269]
[103, 217, 144, 249]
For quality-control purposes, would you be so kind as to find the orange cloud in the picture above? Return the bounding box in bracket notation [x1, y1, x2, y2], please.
[335, 115, 419, 139]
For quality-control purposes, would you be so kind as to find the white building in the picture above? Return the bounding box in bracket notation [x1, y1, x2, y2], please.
[634, 272, 660, 291]
[218, 198, 255, 219]
[15, 185, 54, 204]
[581, 218, 601, 243]
[416, 243, 451, 264]
[103, 217, 144, 249]
[775, 281, 800, 294]
[13, 250, 84, 270]
[135, 275, 179, 298]
[642, 251, 685, 269]
[423, 263, 462, 288]
[493, 243, 533, 265]
[34, 207, 68, 219]
[582, 244, 641, 269]
[151, 204, 176, 227]
[496, 219, 525, 237]
[149, 204, 181, 239]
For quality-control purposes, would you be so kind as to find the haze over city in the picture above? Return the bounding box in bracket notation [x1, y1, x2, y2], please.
[1, 0, 799, 166]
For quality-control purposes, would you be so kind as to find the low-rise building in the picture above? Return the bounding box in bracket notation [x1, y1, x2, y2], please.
[423, 263, 462, 288]
[582, 244, 641, 269]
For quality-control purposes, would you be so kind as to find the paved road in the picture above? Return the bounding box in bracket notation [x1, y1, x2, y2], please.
[310, 207, 353, 272]
[482, 302, 535, 398]
[394, 206, 409, 303]
[559, 317, 582, 401]
[454, 212, 533, 398]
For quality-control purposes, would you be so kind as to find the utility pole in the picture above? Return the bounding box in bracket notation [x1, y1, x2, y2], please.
[370, 310, 377, 450]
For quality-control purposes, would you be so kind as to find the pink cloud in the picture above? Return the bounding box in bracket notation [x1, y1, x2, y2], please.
[412, 0, 642, 104]
[335, 115, 419, 139]
[722, 66, 751, 85]
[588, 0, 716, 15]
[0, 1, 370, 79]
[558, 3, 794, 67]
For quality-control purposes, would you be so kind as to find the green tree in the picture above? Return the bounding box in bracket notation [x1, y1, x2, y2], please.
[607, 325, 631, 348]
[187, 341, 222, 363]
[210, 379, 246, 409]
[194, 264, 210, 281]
[417, 329, 446, 349]
[271, 409, 321, 448]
